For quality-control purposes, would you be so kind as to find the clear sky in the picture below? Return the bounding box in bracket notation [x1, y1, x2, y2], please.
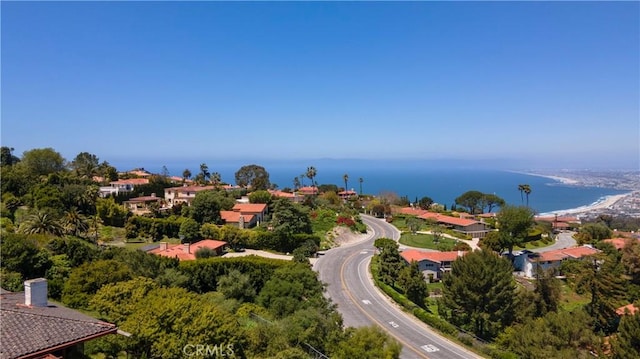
[2, 1, 639, 169]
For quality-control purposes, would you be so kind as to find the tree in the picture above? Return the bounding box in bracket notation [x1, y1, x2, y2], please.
[532, 267, 562, 316]
[0, 146, 20, 166]
[19, 210, 64, 236]
[0, 233, 52, 280]
[70, 152, 100, 179]
[406, 216, 422, 234]
[195, 163, 210, 184]
[496, 205, 535, 257]
[194, 247, 217, 259]
[375, 238, 403, 286]
[455, 190, 484, 214]
[523, 185, 532, 207]
[182, 168, 192, 182]
[62, 259, 133, 309]
[610, 310, 640, 359]
[293, 176, 301, 190]
[398, 260, 429, 307]
[417, 196, 434, 210]
[216, 269, 256, 302]
[306, 166, 317, 189]
[179, 218, 202, 243]
[270, 198, 312, 237]
[621, 239, 640, 284]
[235, 164, 271, 190]
[343, 173, 349, 191]
[248, 190, 272, 204]
[575, 222, 612, 245]
[518, 184, 526, 204]
[359, 177, 363, 196]
[331, 326, 401, 359]
[441, 249, 517, 340]
[481, 193, 505, 213]
[21, 148, 66, 177]
[190, 190, 234, 224]
[61, 207, 89, 238]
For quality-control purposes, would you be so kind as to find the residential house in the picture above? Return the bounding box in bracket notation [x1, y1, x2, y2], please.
[298, 186, 318, 196]
[603, 237, 640, 251]
[535, 215, 581, 232]
[164, 185, 216, 207]
[123, 194, 163, 215]
[220, 211, 256, 229]
[418, 212, 491, 239]
[400, 249, 467, 281]
[148, 239, 228, 260]
[99, 178, 150, 198]
[338, 190, 357, 200]
[514, 245, 600, 278]
[231, 203, 268, 223]
[269, 190, 304, 203]
[616, 303, 639, 316]
[1, 278, 118, 359]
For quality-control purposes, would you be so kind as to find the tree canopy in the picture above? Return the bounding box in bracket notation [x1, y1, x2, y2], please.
[235, 164, 271, 190]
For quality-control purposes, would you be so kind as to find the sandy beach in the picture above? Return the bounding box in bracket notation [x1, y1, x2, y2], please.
[539, 192, 633, 216]
[507, 170, 580, 185]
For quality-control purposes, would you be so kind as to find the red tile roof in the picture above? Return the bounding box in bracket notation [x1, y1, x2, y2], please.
[166, 185, 216, 193]
[220, 211, 255, 224]
[149, 239, 227, 261]
[110, 178, 149, 185]
[298, 186, 318, 195]
[536, 245, 599, 262]
[418, 212, 479, 227]
[233, 203, 267, 213]
[395, 207, 429, 216]
[124, 195, 162, 203]
[603, 237, 639, 250]
[400, 249, 466, 264]
[269, 190, 296, 198]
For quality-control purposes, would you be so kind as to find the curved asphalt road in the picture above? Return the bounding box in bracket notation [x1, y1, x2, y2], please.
[314, 215, 482, 359]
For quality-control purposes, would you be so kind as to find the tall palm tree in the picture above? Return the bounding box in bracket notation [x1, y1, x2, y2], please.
[359, 177, 364, 196]
[293, 177, 300, 190]
[306, 166, 317, 190]
[299, 174, 305, 187]
[518, 184, 526, 204]
[199, 163, 210, 184]
[343, 173, 349, 192]
[211, 172, 222, 187]
[20, 211, 64, 236]
[523, 184, 532, 207]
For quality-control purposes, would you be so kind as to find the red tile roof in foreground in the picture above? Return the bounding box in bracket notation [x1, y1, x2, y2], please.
[536, 245, 599, 262]
[110, 178, 150, 185]
[400, 249, 466, 264]
[616, 304, 639, 316]
[149, 239, 227, 261]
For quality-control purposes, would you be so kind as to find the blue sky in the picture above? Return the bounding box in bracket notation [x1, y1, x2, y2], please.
[2, 1, 639, 169]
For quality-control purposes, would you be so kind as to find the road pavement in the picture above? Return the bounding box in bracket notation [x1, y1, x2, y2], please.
[314, 215, 483, 359]
[531, 231, 576, 253]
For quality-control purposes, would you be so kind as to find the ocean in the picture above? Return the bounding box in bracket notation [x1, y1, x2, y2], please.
[112, 159, 628, 215]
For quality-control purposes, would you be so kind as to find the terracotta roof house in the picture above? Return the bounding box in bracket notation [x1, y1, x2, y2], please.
[148, 239, 228, 260]
[220, 211, 256, 229]
[231, 203, 268, 223]
[400, 249, 467, 281]
[268, 190, 302, 203]
[337, 190, 357, 200]
[418, 212, 491, 239]
[99, 178, 150, 198]
[164, 185, 216, 207]
[298, 186, 318, 196]
[123, 194, 163, 215]
[616, 303, 639, 316]
[1, 279, 118, 359]
[394, 207, 430, 216]
[514, 245, 600, 278]
[603, 237, 640, 251]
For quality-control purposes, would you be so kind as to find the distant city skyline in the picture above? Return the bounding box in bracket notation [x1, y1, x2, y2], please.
[2, 1, 638, 169]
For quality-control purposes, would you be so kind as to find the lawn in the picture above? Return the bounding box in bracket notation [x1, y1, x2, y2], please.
[559, 283, 590, 311]
[98, 225, 127, 243]
[514, 237, 554, 251]
[399, 233, 459, 250]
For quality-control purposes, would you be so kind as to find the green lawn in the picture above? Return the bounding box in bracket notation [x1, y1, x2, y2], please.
[514, 238, 554, 250]
[97, 225, 127, 243]
[559, 283, 590, 311]
[399, 233, 459, 250]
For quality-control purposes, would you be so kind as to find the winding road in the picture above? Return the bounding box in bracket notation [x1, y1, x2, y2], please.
[314, 215, 483, 359]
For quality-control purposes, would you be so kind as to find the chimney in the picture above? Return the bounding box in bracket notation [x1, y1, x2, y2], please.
[457, 250, 464, 257]
[24, 278, 48, 307]
[151, 193, 156, 197]
[183, 243, 191, 254]
[238, 215, 245, 229]
[159, 242, 168, 251]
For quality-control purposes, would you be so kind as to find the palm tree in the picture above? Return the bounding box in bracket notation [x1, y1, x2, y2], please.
[518, 184, 526, 204]
[20, 211, 64, 236]
[62, 207, 89, 237]
[199, 163, 210, 184]
[293, 177, 301, 190]
[343, 173, 349, 192]
[211, 172, 222, 187]
[299, 174, 305, 187]
[306, 166, 317, 191]
[359, 177, 364, 196]
[523, 184, 532, 207]
[182, 169, 192, 183]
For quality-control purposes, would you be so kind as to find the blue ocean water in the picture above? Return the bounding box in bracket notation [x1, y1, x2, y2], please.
[113, 159, 628, 214]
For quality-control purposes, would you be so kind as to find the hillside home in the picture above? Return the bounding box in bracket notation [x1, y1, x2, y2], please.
[1, 278, 118, 359]
[298, 186, 318, 196]
[99, 178, 150, 197]
[123, 194, 163, 215]
[268, 189, 303, 203]
[148, 239, 228, 260]
[232, 203, 268, 223]
[338, 190, 357, 200]
[603, 237, 640, 251]
[418, 212, 491, 239]
[514, 245, 600, 278]
[400, 249, 467, 281]
[164, 185, 216, 207]
[220, 211, 256, 229]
